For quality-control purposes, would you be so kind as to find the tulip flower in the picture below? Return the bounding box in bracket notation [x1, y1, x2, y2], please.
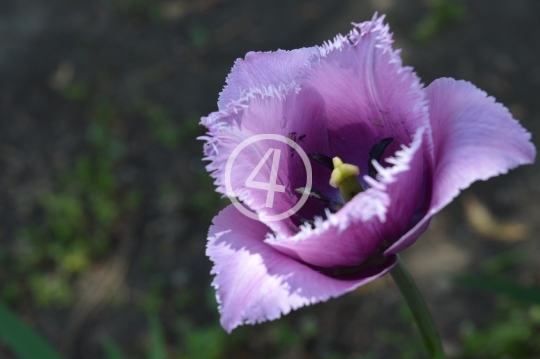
[200, 15, 535, 355]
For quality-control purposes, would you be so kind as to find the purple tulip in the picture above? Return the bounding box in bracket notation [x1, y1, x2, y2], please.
[200, 15, 535, 332]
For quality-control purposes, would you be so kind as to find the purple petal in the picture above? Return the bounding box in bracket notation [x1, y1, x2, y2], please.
[203, 85, 331, 235]
[386, 78, 536, 255]
[208, 205, 396, 332]
[267, 127, 426, 268]
[299, 15, 429, 179]
[218, 48, 318, 110]
[368, 126, 429, 240]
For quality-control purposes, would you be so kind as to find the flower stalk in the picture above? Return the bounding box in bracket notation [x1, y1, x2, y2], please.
[390, 255, 446, 359]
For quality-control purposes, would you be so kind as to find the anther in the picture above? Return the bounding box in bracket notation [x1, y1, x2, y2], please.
[295, 187, 344, 213]
[299, 219, 316, 229]
[308, 153, 334, 170]
[368, 137, 393, 178]
[295, 187, 329, 203]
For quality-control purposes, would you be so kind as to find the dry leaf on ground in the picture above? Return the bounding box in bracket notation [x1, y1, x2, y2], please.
[463, 195, 528, 242]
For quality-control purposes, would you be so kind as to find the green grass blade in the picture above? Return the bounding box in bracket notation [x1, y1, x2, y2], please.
[103, 339, 126, 359]
[148, 314, 166, 359]
[452, 275, 540, 304]
[0, 301, 66, 359]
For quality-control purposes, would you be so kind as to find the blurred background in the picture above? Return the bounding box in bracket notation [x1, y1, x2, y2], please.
[1, 0, 540, 358]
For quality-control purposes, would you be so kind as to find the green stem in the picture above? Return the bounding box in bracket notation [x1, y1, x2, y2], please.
[390, 255, 446, 359]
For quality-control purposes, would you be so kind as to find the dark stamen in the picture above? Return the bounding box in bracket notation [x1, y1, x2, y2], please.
[308, 153, 334, 170]
[295, 187, 330, 204]
[299, 219, 316, 229]
[328, 202, 344, 213]
[295, 187, 344, 213]
[368, 137, 393, 178]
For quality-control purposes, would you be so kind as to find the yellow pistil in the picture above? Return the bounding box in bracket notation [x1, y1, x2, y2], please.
[329, 157, 363, 202]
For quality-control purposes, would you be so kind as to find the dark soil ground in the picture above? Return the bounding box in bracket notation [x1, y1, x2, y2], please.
[1, 0, 540, 358]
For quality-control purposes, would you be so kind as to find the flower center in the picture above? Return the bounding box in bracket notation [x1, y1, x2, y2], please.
[329, 157, 363, 202]
[295, 137, 394, 227]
